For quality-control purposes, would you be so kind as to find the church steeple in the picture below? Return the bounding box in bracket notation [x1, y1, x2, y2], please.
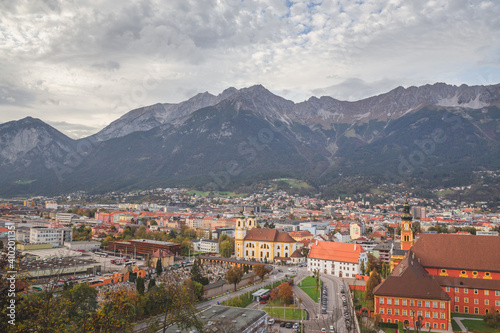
[401, 201, 414, 250]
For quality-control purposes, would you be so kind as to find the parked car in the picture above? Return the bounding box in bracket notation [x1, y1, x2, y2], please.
[260, 300, 267, 304]
[280, 322, 286, 327]
[293, 323, 299, 329]
[268, 318, 275, 325]
[322, 308, 327, 314]
[285, 322, 293, 328]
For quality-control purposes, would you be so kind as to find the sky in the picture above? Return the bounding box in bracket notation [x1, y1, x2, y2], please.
[1, 0, 499, 138]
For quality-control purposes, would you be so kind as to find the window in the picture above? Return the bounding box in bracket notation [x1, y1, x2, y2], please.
[474, 289, 478, 294]
[440, 313, 445, 319]
[425, 312, 430, 318]
[395, 310, 399, 315]
[472, 271, 478, 277]
[474, 308, 479, 314]
[496, 301, 500, 306]
[485, 300, 489, 305]
[433, 323, 437, 329]
[446, 287, 450, 292]
[464, 306, 469, 313]
[455, 306, 459, 312]
[395, 299, 399, 306]
[474, 299, 478, 305]
[464, 298, 468, 303]
[464, 288, 468, 293]
[455, 297, 459, 302]
[441, 324, 445, 330]
[484, 272, 491, 279]
[496, 291, 500, 296]
[387, 309, 392, 315]
[417, 311, 422, 316]
[433, 301, 437, 308]
[387, 298, 392, 305]
[440, 302, 445, 309]
[410, 300, 414, 307]
[433, 312, 438, 319]
[418, 301, 422, 307]
[484, 290, 489, 295]
[455, 287, 459, 293]
[425, 301, 430, 308]
[387, 319, 391, 323]
[402, 299, 407, 306]
[380, 308, 384, 314]
[402, 310, 407, 316]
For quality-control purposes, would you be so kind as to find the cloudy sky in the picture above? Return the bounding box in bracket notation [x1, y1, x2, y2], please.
[1, 0, 499, 138]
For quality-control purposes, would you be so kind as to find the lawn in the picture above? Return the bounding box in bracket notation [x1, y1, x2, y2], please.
[300, 286, 320, 303]
[264, 307, 306, 320]
[461, 319, 497, 332]
[451, 313, 483, 319]
[298, 276, 318, 287]
[353, 290, 373, 311]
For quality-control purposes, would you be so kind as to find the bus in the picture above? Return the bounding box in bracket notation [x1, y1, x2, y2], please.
[95, 252, 108, 257]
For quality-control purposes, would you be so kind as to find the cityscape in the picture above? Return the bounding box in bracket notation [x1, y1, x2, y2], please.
[1, 0, 500, 332]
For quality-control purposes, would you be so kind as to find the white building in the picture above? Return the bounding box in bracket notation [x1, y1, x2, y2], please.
[56, 213, 74, 225]
[29, 227, 73, 247]
[45, 201, 58, 210]
[198, 239, 219, 253]
[307, 240, 367, 278]
[64, 241, 101, 251]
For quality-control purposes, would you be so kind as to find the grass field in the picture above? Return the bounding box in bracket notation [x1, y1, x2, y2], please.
[264, 307, 306, 320]
[298, 276, 320, 302]
[460, 319, 496, 332]
[353, 290, 374, 311]
[14, 179, 36, 185]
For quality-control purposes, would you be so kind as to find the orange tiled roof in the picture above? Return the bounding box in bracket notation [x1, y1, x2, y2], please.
[244, 228, 296, 243]
[308, 240, 365, 263]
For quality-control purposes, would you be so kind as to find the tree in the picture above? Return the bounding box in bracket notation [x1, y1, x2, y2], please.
[181, 239, 193, 256]
[156, 258, 163, 275]
[253, 263, 271, 282]
[313, 269, 320, 300]
[277, 282, 294, 304]
[225, 266, 244, 291]
[168, 229, 177, 239]
[484, 306, 500, 329]
[148, 278, 156, 291]
[365, 270, 382, 302]
[137, 277, 145, 295]
[360, 261, 365, 276]
[190, 259, 209, 285]
[220, 240, 234, 258]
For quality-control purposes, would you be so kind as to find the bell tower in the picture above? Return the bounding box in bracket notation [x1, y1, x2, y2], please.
[235, 211, 246, 258]
[401, 201, 414, 251]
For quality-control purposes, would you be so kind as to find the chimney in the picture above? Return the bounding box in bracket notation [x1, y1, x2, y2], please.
[354, 244, 356, 251]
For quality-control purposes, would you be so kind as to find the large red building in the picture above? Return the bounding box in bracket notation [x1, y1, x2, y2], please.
[374, 234, 500, 331]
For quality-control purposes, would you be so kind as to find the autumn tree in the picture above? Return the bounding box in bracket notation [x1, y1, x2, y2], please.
[253, 263, 271, 282]
[190, 259, 209, 285]
[277, 282, 294, 304]
[365, 270, 382, 302]
[156, 258, 163, 275]
[225, 266, 244, 291]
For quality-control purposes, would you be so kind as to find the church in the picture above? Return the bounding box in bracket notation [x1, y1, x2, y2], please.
[234, 212, 297, 262]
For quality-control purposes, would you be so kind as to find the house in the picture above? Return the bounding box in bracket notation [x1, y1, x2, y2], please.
[307, 240, 368, 278]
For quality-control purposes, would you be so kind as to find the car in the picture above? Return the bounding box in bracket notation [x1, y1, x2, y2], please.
[322, 309, 327, 314]
[321, 328, 326, 333]
[293, 323, 299, 329]
[330, 325, 334, 331]
[280, 322, 286, 327]
[285, 322, 293, 328]
[260, 300, 267, 304]
[268, 318, 275, 325]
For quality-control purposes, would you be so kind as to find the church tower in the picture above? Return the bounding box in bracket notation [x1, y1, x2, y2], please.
[401, 201, 414, 251]
[235, 211, 246, 258]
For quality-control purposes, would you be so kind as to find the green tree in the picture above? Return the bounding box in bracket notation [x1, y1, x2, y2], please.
[225, 266, 244, 291]
[220, 240, 234, 258]
[137, 277, 145, 295]
[190, 259, 209, 285]
[365, 270, 382, 302]
[360, 261, 365, 276]
[168, 229, 177, 239]
[148, 278, 156, 291]
[156, 258, 163, 275]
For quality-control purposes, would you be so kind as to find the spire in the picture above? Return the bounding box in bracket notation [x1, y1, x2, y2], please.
[401, 201, 412, 221]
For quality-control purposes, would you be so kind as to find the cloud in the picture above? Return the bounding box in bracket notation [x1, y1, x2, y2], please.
[0, 0, 499, 136]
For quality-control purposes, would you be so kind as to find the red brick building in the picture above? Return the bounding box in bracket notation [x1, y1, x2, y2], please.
[374, 234, 500, 331]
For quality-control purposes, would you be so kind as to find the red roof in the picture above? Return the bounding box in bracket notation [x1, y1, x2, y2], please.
[308, 241, 365, 263]
[244, 228, 296, 243]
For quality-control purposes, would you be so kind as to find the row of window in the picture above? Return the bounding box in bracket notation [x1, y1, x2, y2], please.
[446, 287, 499, 296]
[453, 297, 499, 306]
[381, 319, 446, 330]
[454, 306, 500, 314]
[379, 298, 445, 309]
[379, 308, 446, 319]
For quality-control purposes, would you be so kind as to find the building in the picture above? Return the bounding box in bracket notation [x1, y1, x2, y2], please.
[389, 201, 414, 271]
[235, 212, 297, 262]
[45, 201, 58, 210]
[164, 305, 268, 333]
[64, 241, 101, 252]
[29, 227, 73, 247]
[107, 239, 181, 258]
[411, 206, 426, 219]
[197, 239, 219, 253]
[307, 240, 368, 278]
[374, 251, 451, 331]
[374, 233, 500, 331]
[288, 230, 313, 242]
[350, 223, 361, 240]
[151, 249, 175, 268]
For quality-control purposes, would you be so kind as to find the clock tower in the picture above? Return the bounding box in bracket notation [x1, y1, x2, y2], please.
[401, 201, 414, 251]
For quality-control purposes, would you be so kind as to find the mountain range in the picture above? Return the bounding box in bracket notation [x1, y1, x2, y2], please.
[1, 82, 500, 198]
